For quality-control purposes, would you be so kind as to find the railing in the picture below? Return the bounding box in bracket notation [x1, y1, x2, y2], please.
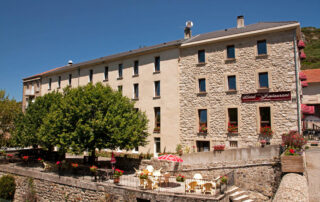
[25, 88, 35, 96]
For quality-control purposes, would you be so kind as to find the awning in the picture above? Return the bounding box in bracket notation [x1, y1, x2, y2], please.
[301, 80, 308, 87]
[299, 72, 307, 80]
[303, 115, 320, 122]
[301, 104, 315, 114]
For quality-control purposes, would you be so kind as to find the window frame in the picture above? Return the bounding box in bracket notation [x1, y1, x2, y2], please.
[154, 56, 160, 72]
[257, 40, 267, 55]
[68, 74, 72, 86]
[198, 109, 208, 133]
[133, 60, 139, 76]
[58, 76, 61, 88]
[226, 45, 235, 59]
[89, 69, 93, 83]
[104, 66, 109, 81]
[258, 72, 269, 89]
[133, 83, 139, 99]
[154, 107, 160, 133]
[198, 78, 206, 93]
[198, 50, 205, 63]
[227, 108, 238, 133]
[48, 78, 52, 90]
[118, 64, 123, 79]
[154, 81, 160, 97]
[227, 75, 237, 91]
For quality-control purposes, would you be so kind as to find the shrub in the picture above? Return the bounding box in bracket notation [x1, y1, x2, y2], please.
[282, 131, 307, 150]
[0, 175, 16, 200]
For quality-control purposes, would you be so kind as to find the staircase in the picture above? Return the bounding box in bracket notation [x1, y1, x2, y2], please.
[225, 186, 254, 202]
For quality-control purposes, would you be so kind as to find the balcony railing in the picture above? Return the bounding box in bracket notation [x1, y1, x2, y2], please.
[25, 88, 35, 96]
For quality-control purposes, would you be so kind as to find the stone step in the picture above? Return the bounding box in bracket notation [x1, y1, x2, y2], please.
[230, 191, 247, 200]
[225, 186, 240, 195]
[242, 199, 254, 202]
[233, 194, 250, 202]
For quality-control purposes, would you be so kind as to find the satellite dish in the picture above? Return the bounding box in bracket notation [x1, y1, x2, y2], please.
[186, 21, 193, 28]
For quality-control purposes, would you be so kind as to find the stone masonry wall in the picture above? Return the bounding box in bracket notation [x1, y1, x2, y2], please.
[179, 29, 299, 149]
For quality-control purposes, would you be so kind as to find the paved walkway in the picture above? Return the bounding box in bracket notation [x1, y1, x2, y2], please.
[305, 147, 320, 202]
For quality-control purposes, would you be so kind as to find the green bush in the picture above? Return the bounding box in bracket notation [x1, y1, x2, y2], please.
[0, 175, 16, 200]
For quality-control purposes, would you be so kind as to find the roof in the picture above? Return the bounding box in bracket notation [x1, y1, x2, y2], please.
[184, 21, 298, 44]
[23, 21, 299, 81]
[302, 69, 320, 83]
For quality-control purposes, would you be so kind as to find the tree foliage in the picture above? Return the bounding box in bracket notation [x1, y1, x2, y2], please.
[13, 91, 62, 149]
[14, 83, 149, 155]
[0, 90, 21, 146]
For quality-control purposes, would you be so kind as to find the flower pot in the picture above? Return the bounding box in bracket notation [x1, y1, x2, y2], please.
[281, 152, 304, 173]
[114, 177, 120, 184]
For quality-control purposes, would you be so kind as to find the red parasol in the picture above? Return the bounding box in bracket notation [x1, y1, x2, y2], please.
[111, 152, 116, 164]
[158, 154, 183, 162]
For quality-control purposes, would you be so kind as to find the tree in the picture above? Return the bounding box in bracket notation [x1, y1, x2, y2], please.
[12, 91, 62, 149]
[0, 90, 21, 147]
[39, 83, 149, 161]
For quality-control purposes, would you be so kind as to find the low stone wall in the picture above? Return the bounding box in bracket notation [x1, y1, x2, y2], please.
[272, 173, 309, 202]
[0, 165, 223, 202]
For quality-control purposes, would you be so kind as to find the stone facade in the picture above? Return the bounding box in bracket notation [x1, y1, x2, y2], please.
[179, 30, 301, 149]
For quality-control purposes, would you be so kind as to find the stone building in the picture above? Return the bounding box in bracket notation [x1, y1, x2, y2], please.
[22, 16, 303, 154]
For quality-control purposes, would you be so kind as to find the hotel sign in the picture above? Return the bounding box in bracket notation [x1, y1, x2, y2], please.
[241, 91, 291, 102]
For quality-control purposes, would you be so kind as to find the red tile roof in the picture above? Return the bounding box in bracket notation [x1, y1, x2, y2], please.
[302, 69, 320, 83]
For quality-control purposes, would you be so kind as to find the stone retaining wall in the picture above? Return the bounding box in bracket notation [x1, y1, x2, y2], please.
[272, 173, 309, 202]
[0, 165, 223, 202]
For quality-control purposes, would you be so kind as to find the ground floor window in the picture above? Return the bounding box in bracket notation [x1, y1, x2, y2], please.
[196, 141, 210, 152]
[154, 137, 161, 153]
[229, 141, 238, 148]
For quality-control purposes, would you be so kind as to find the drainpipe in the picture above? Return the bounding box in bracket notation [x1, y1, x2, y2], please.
[293, 31, 301, 133]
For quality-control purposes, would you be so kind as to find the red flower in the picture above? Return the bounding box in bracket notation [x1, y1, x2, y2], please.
[289, 149, 295, 154]
[7, 154, 13, 158]
[38, 158, 42, 161]
[56, 161, 61, 165]
[23, 156, 29, 160]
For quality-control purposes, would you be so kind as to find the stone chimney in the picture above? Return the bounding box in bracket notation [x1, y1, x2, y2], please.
[237, 15, 244, 28]
[184, 21, 193, 39]
[68, 60, 73, 66]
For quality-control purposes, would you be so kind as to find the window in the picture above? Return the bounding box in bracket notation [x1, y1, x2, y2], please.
[36, 81, 40, 92]
[133, 83, 139, 99]
[104, 66, 108, 80]
[68, 74, 72, 86]
[257, 40, 267, 55]
[154, 107, 160, 132]
[228, 108, 238, 132]
[48, 78, 52, 90]
[134, 60, 139, 75]
[229, 141, 238, 148]
[198, 109, 207, 133]
[227, 45, 235, 59]
[154, 81, 160, 97]
[118, 64, 123, 78]
[58, 76, 61, 88]
[89, 70, 93, 83]
[154, 137, 161, 154]
[259, 72, 269, 88]
[198, 50, 205, 63]
[199, 78, 206, 92]
[196, 141, 210, 152]
[154, 56, 160, 72]
[118, 85, 122, 93]
[228, 75, 236, 90]
[260, 107, 271, 128]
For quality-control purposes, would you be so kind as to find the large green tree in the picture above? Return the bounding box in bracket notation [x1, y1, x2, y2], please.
[0, 90, 21, 147]
[39, 83, 149, 159]
[13, 91, 62, 149]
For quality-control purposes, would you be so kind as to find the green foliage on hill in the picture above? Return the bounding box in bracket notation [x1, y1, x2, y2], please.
[301, 27, 320, 70]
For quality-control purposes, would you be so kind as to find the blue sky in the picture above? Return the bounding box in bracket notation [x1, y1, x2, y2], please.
[0, 0, 319, 101]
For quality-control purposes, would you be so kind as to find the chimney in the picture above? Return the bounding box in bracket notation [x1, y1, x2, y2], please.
[237, 15, 244, 28]
[68, 60, 73, 66]
[184, 21, 193, 39]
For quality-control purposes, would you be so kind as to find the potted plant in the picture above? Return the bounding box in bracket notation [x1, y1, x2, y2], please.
[281, 131, 307, 173]
[113, 168, 124, 184]
[199, 125, 207, 133]
[220, 175, 228, 194]
[260, 140, 266, 148]
[7, 154, 13, 163]
[153, 126, 160, 133]
[176, 174, 185, 182]
[90, 165, 98, 181]
[260, 126, 273, 136]
[71, 163, 79, 175]
[227, 122, 238, 133]
[213, 145, 225, 151]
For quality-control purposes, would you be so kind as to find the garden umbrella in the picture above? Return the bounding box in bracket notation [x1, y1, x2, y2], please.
[158, 154, 183, 162]
[111, 152, 116, 169]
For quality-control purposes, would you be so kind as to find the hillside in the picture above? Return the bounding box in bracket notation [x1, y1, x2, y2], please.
[301, 27, 320, 70]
